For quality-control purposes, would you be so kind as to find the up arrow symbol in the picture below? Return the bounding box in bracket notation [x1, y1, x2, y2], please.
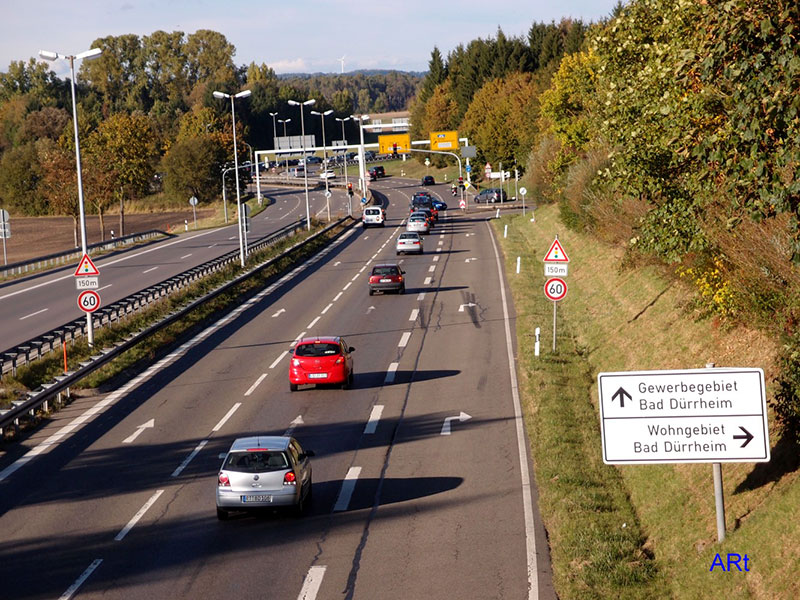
[612, 387, 632, 408]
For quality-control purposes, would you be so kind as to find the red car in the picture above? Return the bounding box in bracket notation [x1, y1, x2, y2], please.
[289, 337, 355, 391]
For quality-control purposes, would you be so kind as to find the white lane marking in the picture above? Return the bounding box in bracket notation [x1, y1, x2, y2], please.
[487, 220, 539, 598]
[409, 309, 418, 321]
[59, 559, 103, 600]
[171, 439, 208, 477]
[292, 332, 307, 346]
[398, 332, 411, 347]
[436, 247, 442, 252]
[143, 266, 159, 274]
[297, 566, 327, 600]
[424, 277, 432, 285]
[371, 254, 378, 260]
[212, 403, 241, 432]
[114, 489, 164, 541]
[0, 228, 359, 481]
[321, 303, 333, 314]
[245, 373, 268, 396]
[208, 243, 217, 248]
[358, 266, 366, 273]
[364, 405, 384, 434]
[333, 292, 343, 301]
[228, 236, 237, 240]
[428, 265, 435, 273]
[438, 240, 443, 245]
[270, 350, 289, 369]
[98, 284, 113, 291]
[351, 274, 359, 282]
[343, 281, 352, 290]
[284, 415, 304, 437]
[384, 362, 398, 384]
[308, 316, 320, 328]
[272, 308, 286, 317]
[19, 308, 48, 320]
[180, 253, 192, 259]
[333, 467, 362, 512]
[122, 419, 155, 444]
[417, 292, 426, 301]
[364, 236, 369, 240]
[433, 255, 439, 262]
[0, 228, 220, 302]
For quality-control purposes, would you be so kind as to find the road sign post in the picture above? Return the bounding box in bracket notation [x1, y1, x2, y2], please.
[74, 253, 100, 346]
[544, 278, 567, 352]
[0, 208, 9, 265]
[543, 236, 570, 352]
[189, 196, 198, 229]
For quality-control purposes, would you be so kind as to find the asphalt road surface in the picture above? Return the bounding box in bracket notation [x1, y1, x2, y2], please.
[0, 176, 554, 600]
[0, 185, 353, 352]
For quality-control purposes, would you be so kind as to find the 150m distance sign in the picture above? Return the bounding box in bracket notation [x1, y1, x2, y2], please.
[598, 368, 769, 464]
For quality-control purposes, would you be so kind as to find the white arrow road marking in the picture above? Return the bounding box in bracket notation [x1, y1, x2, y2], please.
[333, 466, 362, 512]
[465, 258, 476, 263]
[333, 261, 341, 266]
[122, 419, 155, 444]
[19, 308, 48, 321]
[284, 415, 304, 437]
[441, 412, 472, 435]
[59, 559, 103, 600]
[272, 308, 286, 317]
[364, 405, 384, 434]
[244, 373, 268, 396]
[298, 566, 327, 600]
[459, 303, 477, 312]
[115, 489, 164, 541]
[366, 306, 376, 313]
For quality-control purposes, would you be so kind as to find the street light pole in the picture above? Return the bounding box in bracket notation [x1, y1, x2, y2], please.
[39, 46, 102, 348]
[288, 99, 316, 230]
[311, 109, 333, 221]
[278, 118, 291, 181]
[213, 89, 251, 268]
[350, 114, 369, 198]
[335, 116, 350, 185]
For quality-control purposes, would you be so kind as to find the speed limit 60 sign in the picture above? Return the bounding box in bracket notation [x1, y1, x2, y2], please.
[544, 277, 567, 302]
[77, 290, 101, 313]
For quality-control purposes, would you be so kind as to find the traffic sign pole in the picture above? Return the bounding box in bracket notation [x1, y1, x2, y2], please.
[708, 362, 727, 543]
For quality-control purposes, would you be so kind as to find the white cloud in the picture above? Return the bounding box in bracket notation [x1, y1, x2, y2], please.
[269, 58, 310, 74]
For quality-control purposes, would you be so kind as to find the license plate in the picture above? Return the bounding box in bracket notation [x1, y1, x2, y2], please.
[380, 278, 392, 283]
[308, 373, 328, 379]
[241, 495, 272, 503]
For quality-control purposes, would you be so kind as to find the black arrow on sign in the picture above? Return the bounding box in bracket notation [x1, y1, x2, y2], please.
[612, 387, 632, 408]
[733, 426, 754, 448]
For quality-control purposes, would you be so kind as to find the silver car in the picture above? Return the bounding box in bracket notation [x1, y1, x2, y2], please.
[396, 232, 424, 255]
[406, 215, 430, 234]
[216, 436, 314, 520]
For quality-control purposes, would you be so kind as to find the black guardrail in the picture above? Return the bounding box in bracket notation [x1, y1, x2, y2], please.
[1, 229, 169, 280]
[0, 216, 356, 435]
[0, 220, 305, 377]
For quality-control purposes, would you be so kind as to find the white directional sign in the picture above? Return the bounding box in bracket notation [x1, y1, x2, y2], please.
[598, 368, 769, 464]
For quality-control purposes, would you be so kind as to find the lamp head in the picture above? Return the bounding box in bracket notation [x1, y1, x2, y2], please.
[38, 50, 59, 61]
[212, 91, 228, 99]
[323, 109, 333, 116]
[77, 48, 102, 61]
[234, 89, 251, 99]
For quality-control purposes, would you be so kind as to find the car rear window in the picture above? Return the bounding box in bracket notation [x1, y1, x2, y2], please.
[365, 208, 381, 215]
[295, 342, 341, 357]
[399, 233, 418, 240]
[372, 266, 399, 276]
[224, 451, 289, 472]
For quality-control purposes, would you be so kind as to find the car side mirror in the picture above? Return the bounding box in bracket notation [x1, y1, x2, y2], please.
[302, 450, 316, 459]
[401, 270, 406, 274]
[349, 347, 355, 352]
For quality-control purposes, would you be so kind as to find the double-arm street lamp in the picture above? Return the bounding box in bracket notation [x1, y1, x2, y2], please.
[335, 116, 351, 185]
[213, 89, 251, 267]
[288, 99, 316, 230]
[311, 109, 333, 220]
[350, 114, 370, 197]
[278, 118, 291, 179]
[39, 46, 102, 347]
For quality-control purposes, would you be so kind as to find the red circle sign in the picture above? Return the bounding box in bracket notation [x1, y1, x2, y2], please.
[543, 277, 567, 302]
[77, 290, 101, 313]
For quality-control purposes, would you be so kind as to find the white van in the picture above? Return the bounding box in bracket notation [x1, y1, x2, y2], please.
[362, 206, 386, 228]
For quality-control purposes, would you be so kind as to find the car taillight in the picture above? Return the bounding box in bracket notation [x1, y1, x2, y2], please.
[292, 359, 301, 367]
[335, 356, 344, 364]
[398, 276, 403, 281]
[283, 471, 297, 485]
[218, 473, 230, 487]
[413, 241, 420, 245]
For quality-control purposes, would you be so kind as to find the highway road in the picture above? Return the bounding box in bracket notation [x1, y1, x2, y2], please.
[0, 176, 554, 599]
[0, 184, 353, 352]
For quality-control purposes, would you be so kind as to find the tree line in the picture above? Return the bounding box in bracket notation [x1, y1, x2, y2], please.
[0, 29, 421, 238]
[411, 0, 800, 439]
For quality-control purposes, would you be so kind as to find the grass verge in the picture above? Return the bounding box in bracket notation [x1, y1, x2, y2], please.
[495, 204, 799, 599]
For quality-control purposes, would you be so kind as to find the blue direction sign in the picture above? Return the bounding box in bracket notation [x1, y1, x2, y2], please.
[465, 165, 472, 173]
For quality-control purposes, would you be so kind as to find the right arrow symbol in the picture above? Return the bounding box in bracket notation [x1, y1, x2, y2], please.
[733, 426, 754, 448]
[612, 387, 632, 408]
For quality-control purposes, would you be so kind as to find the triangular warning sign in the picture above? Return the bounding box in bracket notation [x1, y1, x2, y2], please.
[543, 239, 570, 263]
[74, 253, 100, 276]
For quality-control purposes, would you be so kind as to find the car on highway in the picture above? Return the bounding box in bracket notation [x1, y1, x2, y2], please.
[474, 188, 508, 203]
[431, 199, 448, 211]
[368, 264, 406, 295]
[369, 165, 385, 178]
[362, 206, 386, 228]
[289, 336, 355, 390]
[216, 435, 315, 520]
[396, 232, 424, 255]
[411, 209, 435, 228]
[410, 197, 438, 221]
[406, 214, 430, 235]
[319, 169, 336, 180]
[421, 175, 435, 186]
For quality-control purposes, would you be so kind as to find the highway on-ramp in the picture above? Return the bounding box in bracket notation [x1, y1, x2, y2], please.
[0, 177, 554, 599]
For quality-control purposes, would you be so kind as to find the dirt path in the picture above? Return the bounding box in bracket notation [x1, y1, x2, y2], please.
[1, 210, 214, 263]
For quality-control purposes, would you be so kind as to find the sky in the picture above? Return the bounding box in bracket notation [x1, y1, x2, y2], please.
[1, 0, 621, 77]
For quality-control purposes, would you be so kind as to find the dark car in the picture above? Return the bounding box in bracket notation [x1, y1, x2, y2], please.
[369, 165, 385, 178]
[364, 150, 376, 161]
[421, 175, 435, 186]
[410, 195, 438, 221]
[431, 199, 448, 211]
[474, 188, 508, 203]
[368, 264, 405, 295]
